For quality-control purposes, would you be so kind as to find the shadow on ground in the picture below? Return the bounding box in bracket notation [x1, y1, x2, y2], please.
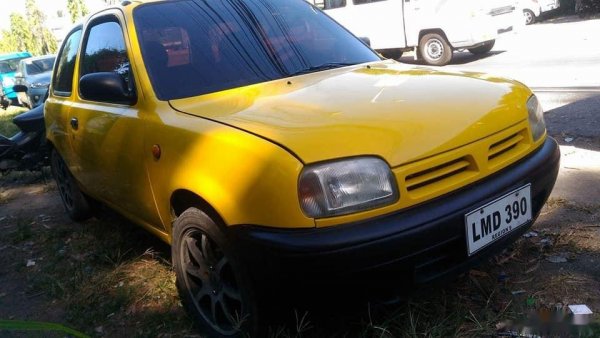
[397, 51, 506, 66]
[546, 93, 600, 152]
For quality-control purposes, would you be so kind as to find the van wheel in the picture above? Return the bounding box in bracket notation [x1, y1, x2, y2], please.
[51, 149, 92, 222]
[172, 208, 259, 337]
[381, 49, 403, 60]
[523, 9, 535, 25]
[419, 33, 452, 66]
[468, 40, 495, 55]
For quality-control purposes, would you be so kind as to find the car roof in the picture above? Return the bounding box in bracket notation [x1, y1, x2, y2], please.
[21, 55, 56, 63]
[0, 52, 32, 61]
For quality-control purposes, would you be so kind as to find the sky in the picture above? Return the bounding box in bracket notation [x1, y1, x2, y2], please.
[0, 0, 109, 31]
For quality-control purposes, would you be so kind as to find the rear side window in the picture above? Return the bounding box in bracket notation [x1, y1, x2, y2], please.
[53, 28, 82, 95]
[80, 18, 133, 100]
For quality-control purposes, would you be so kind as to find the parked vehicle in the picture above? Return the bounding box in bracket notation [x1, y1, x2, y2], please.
[46, 0, 559, 336]
[0, 85, 49, 172]
[14, 54, 56, 108]
[0, 52, 32, 104]
[310, 0, 519, 66]
[520, 0, 560, 24]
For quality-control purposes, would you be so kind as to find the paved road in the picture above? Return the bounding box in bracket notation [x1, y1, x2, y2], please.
[399, 16, 600, 204]
[400, 16, 600, 89]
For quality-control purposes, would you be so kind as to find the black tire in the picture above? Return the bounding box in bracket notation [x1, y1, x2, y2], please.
[523, 9, 535, 25]
[380, 49, 403, 60]
[51, 149, 92, 221]
[418, 33, 452, 66]
[468, 40, 495, 55]
[172, 208, 259, 337]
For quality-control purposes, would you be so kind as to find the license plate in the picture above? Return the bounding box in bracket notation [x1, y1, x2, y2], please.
[465, 184, 532, 256]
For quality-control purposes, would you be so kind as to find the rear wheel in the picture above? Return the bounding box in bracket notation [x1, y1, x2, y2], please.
[51, 149, 92, 221]
[419, 33, 452, 66]
[380, 49, 403, 60]
[468, 40, 495, 55]
[172, 208, 259, 337]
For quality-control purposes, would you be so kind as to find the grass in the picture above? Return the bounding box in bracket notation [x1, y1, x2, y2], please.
[1, 174, 599, 337]
[0, 105, 26, 137]
[0, 320, 88, 338]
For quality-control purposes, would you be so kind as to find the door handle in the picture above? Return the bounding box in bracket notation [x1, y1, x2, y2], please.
[70, 117, 79, 130]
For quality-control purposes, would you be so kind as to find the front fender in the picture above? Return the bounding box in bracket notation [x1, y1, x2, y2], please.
[144, 108, 314, 235]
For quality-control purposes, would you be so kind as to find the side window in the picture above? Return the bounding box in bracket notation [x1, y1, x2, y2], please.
[324, 0, 346, 9]
[353, 0, 386, 4]
[53, 28, 82, 95]
[80, 19, 133, 102]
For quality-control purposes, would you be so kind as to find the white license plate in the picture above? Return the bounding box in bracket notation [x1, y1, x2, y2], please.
[465, 184, 532, 256]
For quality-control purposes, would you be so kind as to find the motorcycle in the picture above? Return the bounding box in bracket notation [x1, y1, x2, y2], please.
[0, 85, 49, 172]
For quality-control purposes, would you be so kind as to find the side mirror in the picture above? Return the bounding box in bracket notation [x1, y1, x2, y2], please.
[359, 37, 371, 47]
[12, 84, 28, 93]
[80, 72, 136, 105]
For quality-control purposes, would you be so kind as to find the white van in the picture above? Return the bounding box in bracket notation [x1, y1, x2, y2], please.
[311, 0, 519, 66]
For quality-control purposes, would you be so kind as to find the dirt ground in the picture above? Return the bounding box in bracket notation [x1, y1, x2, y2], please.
[0, 144, 599, 337]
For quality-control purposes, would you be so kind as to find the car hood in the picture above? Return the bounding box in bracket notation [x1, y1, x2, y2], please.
[169, 60, 532, 166]
[26, 72, 51, 85]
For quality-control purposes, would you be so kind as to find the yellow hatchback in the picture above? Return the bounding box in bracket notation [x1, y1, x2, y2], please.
[45, 0, 559, 336]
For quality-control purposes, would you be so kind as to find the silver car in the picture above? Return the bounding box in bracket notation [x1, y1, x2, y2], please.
[14, 54, 56, 108]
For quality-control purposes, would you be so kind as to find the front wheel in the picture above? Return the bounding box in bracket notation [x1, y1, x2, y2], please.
[523, 9, 535, 25]
[419, 33, 452, 66]
[172, 208, 259, 337]
[468, 40, 495, 55]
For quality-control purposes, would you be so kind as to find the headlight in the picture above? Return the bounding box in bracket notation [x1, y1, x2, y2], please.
[30, 82, 49, 89]
[298, 157, 399, 218]
[527, 94, 545, 141]
[2, 77, 14, 87]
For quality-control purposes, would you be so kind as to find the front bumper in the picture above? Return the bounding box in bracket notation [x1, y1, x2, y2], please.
[27, 87, 48, 108]
[229, 137, 560, 289]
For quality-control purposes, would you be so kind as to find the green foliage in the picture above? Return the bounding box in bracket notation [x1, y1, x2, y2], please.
[0, 106, 25, 137]
[25, 0, 58, 55]
[0, 1, 58, 56]
[67, 0, 89, 23]
[0, 320, 89, 338]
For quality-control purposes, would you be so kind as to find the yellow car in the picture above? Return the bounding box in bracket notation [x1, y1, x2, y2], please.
[45, 0, 559, 336]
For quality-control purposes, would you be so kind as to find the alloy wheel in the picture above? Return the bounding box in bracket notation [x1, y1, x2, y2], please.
[180, 228, 244, 335]
[52, 153, 75, 211]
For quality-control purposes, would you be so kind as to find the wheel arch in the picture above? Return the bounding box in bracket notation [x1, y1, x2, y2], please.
[418, 28, 453, 49]
[170, 189, 227, 229]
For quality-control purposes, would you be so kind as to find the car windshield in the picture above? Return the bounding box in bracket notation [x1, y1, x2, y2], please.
[0, 58, 27, 74]
[133, 0, 380, 100]
[26, 57, 56, 75]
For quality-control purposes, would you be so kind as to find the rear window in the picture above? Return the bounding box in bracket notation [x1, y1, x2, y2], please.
[134, 0, 379, 100]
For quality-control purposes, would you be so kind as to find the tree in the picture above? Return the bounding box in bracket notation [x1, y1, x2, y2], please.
[0, 1, 57, 55]
[67, 0, 89, 23]
[8, 13, 34, 53]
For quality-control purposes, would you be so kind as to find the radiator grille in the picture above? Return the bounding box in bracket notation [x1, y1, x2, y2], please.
[406, 157, 472, 192]
[488, 131, 525, 163]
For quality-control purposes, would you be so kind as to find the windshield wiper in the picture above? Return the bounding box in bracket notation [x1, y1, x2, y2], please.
[288, 62, 357, 77]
